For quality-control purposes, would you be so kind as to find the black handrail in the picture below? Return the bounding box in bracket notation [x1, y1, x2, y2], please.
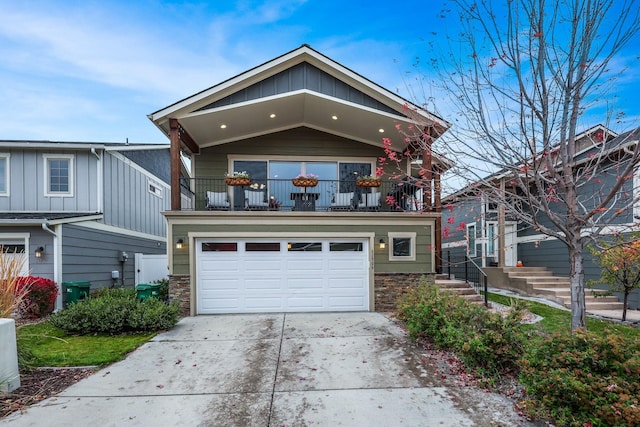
[179, 177, 427, 212]
[445, 251, 488, 306]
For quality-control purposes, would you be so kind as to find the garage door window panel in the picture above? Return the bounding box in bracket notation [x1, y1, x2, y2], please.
[246, 242, 280, 251]
[202, 242, 238, 252]
[329, 242, 363, 251]
[288, 242, 322, 252]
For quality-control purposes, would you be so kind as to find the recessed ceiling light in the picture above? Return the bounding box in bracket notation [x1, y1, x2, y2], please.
[220, 124, 227, 129]
[269, 113, 276, 118]
[378, 128, 384, 133]
[331, 115, 338, 120]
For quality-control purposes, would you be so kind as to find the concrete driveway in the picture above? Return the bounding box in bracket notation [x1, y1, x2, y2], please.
[2, 313, 538, 426]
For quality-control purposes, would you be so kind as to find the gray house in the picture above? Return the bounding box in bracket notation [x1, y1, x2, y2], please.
[442, 125, 640, 309]
[0, 140, 170, 309]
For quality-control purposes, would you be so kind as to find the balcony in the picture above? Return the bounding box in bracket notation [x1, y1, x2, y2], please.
[179, 177, 427, 212]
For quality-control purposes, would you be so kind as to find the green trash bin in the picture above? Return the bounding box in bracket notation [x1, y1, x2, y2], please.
[62, 281, 91, 308]
[135, 283, 162, 302]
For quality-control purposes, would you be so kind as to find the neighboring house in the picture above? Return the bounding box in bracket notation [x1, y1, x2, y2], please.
[149, 44, 451, 316]
[0, 140, 171, 309]
[442, 125, 640, 308]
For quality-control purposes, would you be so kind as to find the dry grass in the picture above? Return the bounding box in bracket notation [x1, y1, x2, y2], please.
[0, 248, 29, 318]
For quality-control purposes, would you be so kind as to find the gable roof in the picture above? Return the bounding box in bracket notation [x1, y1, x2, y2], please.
[149, 44, 449, 152]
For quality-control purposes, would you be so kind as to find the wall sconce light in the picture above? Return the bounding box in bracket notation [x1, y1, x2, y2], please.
[379, 238, 386, 249]
[175, 239, 184, 249]
[35, 246, 45, 258]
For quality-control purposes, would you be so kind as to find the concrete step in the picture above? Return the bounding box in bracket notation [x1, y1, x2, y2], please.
[581, 301, 626, 310]
[514, 276, 570, 283]
[507, 271, 556, 277]
[502, 267, 548, 273]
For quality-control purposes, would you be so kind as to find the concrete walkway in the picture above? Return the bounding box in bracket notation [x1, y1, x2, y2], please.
[1, 313, 538, 427]
[490, 287, 640, 324]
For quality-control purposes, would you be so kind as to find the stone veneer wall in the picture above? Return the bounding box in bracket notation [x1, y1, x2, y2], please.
[169, 274, 191, 317]
[374, 273, 435, 312]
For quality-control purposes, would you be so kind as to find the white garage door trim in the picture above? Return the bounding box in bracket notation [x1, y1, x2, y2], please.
[196, 237, 370, 314]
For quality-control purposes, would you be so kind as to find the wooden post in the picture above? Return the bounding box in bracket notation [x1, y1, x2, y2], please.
[434, 169, 442, 273]
[421, 128, 433, 211]
[169, 119, 181, 211]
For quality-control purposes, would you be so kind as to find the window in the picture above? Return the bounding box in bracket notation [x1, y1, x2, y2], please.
[148, 180, 163, 198]
[388, 232, 416, 261]
[467, 223, 477, 257]
[487, 223, 496, 256]
[44, 154, 74, 197]
[0, 154, 8, 195]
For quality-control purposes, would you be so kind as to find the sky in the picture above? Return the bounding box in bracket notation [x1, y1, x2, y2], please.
[0, 0, 638, 146]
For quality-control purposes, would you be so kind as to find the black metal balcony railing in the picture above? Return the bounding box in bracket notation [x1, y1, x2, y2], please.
[180, 177, 427, 212]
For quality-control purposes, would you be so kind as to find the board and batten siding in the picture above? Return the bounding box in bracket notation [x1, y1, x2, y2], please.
[0, 149, 99, 212]
[169, 215, 434, 275]
[102, 152, 170, 237]
[61, 224, 166, 289]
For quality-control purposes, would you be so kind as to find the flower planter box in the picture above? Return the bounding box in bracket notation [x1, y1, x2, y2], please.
[225, 177, 252, 186]
[356, 179, 382, 188]
[292, 178, 319, 188]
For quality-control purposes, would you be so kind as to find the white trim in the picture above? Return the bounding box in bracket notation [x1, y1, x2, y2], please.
[466, 222, 477, 257]
[43, 154, 74, 197]
[0, 153, 9, 196]
[73, 221, 167, 242]
[387, 232, 417, 261]
[150, 45, 447, 127]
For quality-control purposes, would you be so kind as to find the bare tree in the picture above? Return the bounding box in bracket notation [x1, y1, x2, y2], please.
[387, 0, 640, 331]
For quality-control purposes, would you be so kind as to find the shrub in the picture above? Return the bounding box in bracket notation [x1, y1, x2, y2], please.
[153, 278, 170, 303]
[520, 329, 640, 427]
[396, 280, 526, 378]
[50, 288, 179, 334]
[16, 276, 59, 319]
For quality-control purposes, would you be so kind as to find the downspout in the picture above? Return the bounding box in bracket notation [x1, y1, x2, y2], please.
[42, 223, 62, 310]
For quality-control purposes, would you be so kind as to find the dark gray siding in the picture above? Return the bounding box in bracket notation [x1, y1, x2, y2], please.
[61, 224, 166, 290]
[198, 63, 401, 117]
[519, 239, 639, 309]
[118, 148, 171, 185]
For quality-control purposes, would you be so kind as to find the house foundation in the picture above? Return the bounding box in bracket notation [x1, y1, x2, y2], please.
[374, 273, 435, 312]
[169, 274, 191, 317]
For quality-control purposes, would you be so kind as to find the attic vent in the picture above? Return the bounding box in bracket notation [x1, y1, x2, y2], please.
[148, 180, 163, 198]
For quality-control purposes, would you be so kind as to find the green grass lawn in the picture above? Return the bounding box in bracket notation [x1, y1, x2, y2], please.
[488, 292, 640, 340]
[17, 322, 155, 367]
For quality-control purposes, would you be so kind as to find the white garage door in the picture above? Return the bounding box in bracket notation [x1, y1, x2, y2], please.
[196, 239, 369, 314]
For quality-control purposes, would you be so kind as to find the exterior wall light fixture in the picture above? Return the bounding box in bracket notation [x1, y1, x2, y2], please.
[379, 238, 386, 249]
[175, 239, 184, 249]
[35, 246, 45, 258]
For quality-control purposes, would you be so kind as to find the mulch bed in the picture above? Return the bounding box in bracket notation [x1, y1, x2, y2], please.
[1, 367, 95, 419]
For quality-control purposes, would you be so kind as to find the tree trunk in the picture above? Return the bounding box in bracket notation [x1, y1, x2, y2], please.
[568, 240, 586, 331]
[623, 289, 629, 322]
